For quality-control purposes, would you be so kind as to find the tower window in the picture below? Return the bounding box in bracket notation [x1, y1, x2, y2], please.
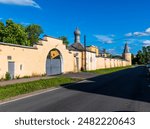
[7, 56, 12, 60]
[20, 65, 23, 70]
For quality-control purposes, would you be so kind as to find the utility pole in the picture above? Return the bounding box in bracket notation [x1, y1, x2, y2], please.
[84, 35, 87, 71]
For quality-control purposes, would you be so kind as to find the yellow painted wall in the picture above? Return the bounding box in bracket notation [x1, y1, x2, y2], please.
[0, 36, 74, 78]
[0, 36, 131, 79]
[71, 51, 83, 72]
[96, 57, 105, 69]
[96, 57, 130, 70]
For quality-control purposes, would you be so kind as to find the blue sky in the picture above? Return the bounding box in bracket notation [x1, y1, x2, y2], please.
[0, 0, 150, 55]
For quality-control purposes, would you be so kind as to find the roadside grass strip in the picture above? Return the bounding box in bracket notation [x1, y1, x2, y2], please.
[0, 77, 79, 100]
[87, 66, 132, 75]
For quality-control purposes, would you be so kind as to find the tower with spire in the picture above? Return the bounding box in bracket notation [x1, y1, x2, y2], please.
[122, 43, 132, 65]
[68, 27, 84, 51]
[74, 27, 81, 43]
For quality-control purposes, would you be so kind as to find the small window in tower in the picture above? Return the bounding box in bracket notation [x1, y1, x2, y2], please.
[7, 56, 12, 60]
[20, 65, 23, 70]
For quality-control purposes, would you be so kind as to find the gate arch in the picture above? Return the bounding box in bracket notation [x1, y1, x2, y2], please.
[46, 49, 63, 76]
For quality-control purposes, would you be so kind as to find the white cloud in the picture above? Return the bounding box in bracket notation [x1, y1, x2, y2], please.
[107, 49, 116, 54]
[125, 33, 133, 37]
[110, 34, 115, 37]
[125, 38, 137, 44]
[125, 27, 150, 37]
[0, 0, 40, 8]
[133, 32, 148, 36]
[143, 40, 150, 47]
[94, 35, 114, 44]
[20, 22, 30, 26]
[145, 28, 150, 33]
[125, 32, 149, 37]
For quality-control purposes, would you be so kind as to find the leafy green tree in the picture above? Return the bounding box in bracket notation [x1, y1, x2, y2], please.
[3, 19, 28, 45]
[136, 50, 145, 64]
[59, 36, 69, 46]
[135, 46, 150, 64]
[132, 54, 137, 65]
[25, 24, 43, 46]
[142, 46, 150, 63]
[0, 21, 4, 42]
[0, 20, 43, 46]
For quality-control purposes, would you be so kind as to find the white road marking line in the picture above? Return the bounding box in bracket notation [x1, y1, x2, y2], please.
[78, 80, 95, 83]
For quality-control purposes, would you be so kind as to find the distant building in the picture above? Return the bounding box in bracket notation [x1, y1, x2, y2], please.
[86, 45, 99, 56]
[99, 49, 111, 58]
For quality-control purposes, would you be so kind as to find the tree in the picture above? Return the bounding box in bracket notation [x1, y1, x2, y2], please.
[135, 46, 150, 64]
[59, 36, 69, 46]
[2, 19, 29, 45]
[142, 46, 150, 63]
[136, 50, 145, 64]
[0, 21, 4, 42]
[0, 20, 43, 46]
[132, 54, 137, 65]
[25, 24, 43, 46]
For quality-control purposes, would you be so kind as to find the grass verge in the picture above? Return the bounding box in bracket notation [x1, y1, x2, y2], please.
[0, 77, 79, 100]
[86, 66, 132, 75]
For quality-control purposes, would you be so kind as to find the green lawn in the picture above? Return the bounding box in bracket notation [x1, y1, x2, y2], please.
[86, 66, 132, 75]
[0, 77, 79, 100]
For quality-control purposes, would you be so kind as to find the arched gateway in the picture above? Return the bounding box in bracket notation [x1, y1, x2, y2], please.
[46, 49, 63, 76]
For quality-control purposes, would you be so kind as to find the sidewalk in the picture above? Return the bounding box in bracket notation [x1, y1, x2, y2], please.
[0, 76, 55, 87]
[0, 72, 99, 87]
[62, 72, 99, 79]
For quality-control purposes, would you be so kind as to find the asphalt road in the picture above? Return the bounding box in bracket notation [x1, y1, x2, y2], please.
[0, 66, 150, 112]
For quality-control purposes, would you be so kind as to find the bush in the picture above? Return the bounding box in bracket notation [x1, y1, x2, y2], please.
[0, 77, 4, 81]
[5, 72, 11, 80]
[16, 75, 20, 79]
[23, 76, 31, 78]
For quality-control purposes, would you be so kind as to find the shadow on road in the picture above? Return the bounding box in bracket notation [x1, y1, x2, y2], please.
[61, 66, 150, 103]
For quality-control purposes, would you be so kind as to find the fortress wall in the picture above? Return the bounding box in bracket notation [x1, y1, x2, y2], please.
[111, 59, 115, 68]
[105, 58, 111, 68]
[95, 56, 129, 70]
[0, 44, 40, 78]
[0, 36, 75, 78]
[114, 59, 118, 67]
[123, 60, 127, 67]
[86, 51, 97, 71]
[0, 36, 131, 79]
[96, 57, 105, 69]
[71, 51, 83, 72]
